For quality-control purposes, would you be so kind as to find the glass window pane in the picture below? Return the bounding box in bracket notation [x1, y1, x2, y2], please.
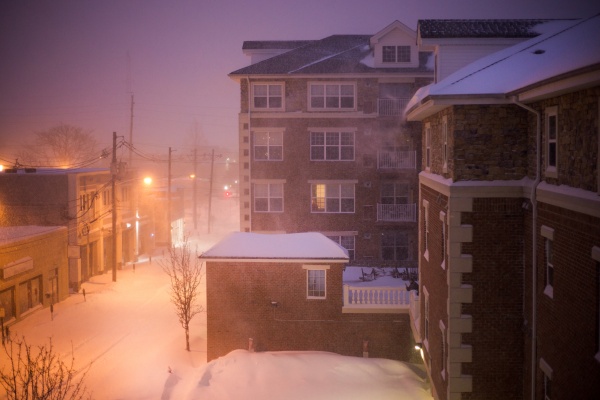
[326, 184, 340, 197]
[311, 97, 324, 108]
[340, 146, 354, 160]
[270, 198, 283, 212]
[325, 132, 339, 145]
[325, 146, 339, 160]
[269, 97, 282, 108]
[340, 184, 354, 197]
[311, 84, 324, 96]
[270, 183, 282, 196]
[253, 85, 267, 96]
[254, 97, 267, 108]
[340, 85, 354, 95]
[326, 97, 339, 108]
[341, 198, 354, 212]
[270, 146, 283, 160]
[254, 146, 268, 160]
[255, 198, 268, 211]
[326, 198, 340, 212]
[269, 85, 282, 96]
[326, 85, 339, 96]
[311, 147, 324, 160]
[254, 132, 268, 145]
[311, 132, 324, 145]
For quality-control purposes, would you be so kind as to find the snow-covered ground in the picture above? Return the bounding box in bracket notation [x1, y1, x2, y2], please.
[2, 219, 431, 399]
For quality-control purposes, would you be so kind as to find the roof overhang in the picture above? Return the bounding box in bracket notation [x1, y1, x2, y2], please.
[229, 72, 433, 82]
[199, 257, 349, 263]
[405, 94, 509, 121]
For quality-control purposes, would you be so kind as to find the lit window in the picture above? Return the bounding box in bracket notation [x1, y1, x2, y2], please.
[311, 183, 354, 213]
[253, 183, 283, 212]
[252, 83, 283, 110]
[253, 131, 283, 161]
[307, 269, 326, 299]
[309, 83, 355, 110]
[310, 131, 354, 161]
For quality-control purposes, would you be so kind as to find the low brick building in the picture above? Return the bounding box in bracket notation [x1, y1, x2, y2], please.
[200, 232, 417, 362]
[0, 226, 69, 326]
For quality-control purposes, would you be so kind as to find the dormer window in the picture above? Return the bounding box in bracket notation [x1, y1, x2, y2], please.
[383, 45, 411, 63]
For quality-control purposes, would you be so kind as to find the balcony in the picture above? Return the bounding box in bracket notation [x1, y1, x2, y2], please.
[377, 203, 416, 222]
[377, 98, 409, 117]
[377, 151, 416, 169]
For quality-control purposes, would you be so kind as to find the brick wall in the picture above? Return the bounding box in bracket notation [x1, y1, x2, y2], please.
[534, 202, 600, 399]
[460, 198, 525, 400]
[206, 260, 416, 362]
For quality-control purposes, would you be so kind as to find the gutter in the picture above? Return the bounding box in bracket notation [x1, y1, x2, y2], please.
[511, 97, 541, 400]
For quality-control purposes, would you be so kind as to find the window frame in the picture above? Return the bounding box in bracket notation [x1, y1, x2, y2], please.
[308, 82, 356, 111]
[326, 235, 355, 260]
[253, 182, 284, 213]
[382, 45, 411, 63]
[310, 182, 355, 214]
[253, 130, 283, 161]
[310, 130, 355, 161]
[545, 106, 558, 178]
[251, 82, 284, 111]
[541, 224, 555, 299]
[425, 123, 431, 171]
[440, 211, 447, 270]
[381, 231, 409, 261]
[439, 320, 446, 380]
[442, 115, 448, 173]
[303, 265, 329, 299]
[423, 200, 430, 261]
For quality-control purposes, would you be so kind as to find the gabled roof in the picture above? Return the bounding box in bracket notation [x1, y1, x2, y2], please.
[199, 232, 349, 261]
[417, 19, 561, 39]
[230, 34, 432, 76]
[406, 15, 600, 120]
[242, 40, 315, 51]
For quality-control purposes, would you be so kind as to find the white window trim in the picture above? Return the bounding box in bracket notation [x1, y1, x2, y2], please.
[303, 265, 329, 299]
[425, 123, 431, 171]
[545, 106, 558, 178]
[423, 200, 430, 261]
[544, 237, 554, 299]
[250, 82, 284, 111]
[252, 129, 284, 161]
[439, 319, 446, 380]
[253, 182, 284, 213]
[423, 286, 430, 351]
[540, 358, 553, 400]
[309, 130, 355, 161]
[307, 81, 356, 111]
[440, 211, 446, 270]
[442, 116, 448, 173]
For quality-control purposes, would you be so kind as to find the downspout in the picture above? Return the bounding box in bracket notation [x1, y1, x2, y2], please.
[512, 97, 541, 400]
[246, 76, 252, 231]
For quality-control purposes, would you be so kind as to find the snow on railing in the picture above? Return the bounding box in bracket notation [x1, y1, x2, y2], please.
[343, 285, 410, 310]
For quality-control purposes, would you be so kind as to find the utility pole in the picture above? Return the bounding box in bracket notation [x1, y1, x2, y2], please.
[193, 147, 198, 230]
[168, 147, 172, 248]
[128, 93, 134, 167]
[207, 149, 215, 234]
[111, 132, 118, 282]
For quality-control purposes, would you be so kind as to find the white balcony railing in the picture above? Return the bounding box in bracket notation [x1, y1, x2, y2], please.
[377, 203, 416, 222]
[343, 285, 410, 313]
[377, 98, 409, 117]
[377, 151, 416, 169]
[409, 290, 421, 340]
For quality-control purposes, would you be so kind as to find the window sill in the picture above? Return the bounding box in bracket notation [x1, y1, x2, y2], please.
[543, 285, 554, 299]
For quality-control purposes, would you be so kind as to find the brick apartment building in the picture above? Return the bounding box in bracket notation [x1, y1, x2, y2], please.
[406, 15, 600, 400]
[200, 232, 416, 363]
[229, 21, 433, 269]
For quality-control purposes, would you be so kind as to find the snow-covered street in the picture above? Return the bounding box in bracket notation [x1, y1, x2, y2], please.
[2, 219, 431, 399]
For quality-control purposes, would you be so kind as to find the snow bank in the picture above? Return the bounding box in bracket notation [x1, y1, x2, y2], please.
[188, 349, 431, 400]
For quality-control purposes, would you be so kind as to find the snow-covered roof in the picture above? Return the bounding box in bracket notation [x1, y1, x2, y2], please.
[230, 34, 432, 76]
[406, 15, 600, 120]
[0, 225, 66, 246]
[199, 232, 349, 261]
[417, 19, 559, 39]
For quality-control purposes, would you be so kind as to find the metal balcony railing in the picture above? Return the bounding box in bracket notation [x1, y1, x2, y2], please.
[377, 98, 409, 116]
[377, 151, 416, 169]
[376, 203, 417, 222]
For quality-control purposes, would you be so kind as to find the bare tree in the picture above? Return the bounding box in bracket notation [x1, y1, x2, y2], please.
[0, 336, 92, 400]
[17, 123, 101, 168]
[160, 237, 205, 351]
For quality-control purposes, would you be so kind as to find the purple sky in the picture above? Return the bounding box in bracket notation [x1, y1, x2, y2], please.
[0, 0, 596, 164]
